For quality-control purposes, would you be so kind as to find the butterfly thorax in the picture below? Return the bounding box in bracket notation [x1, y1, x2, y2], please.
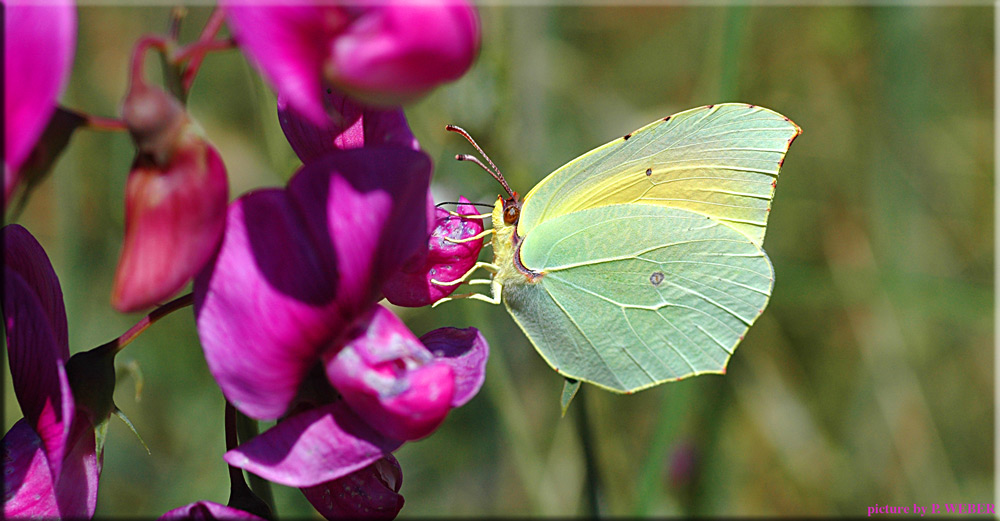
[491, 196, 541, 300]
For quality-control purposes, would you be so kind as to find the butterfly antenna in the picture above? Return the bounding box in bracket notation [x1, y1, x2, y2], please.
[446, 125, 515, 198]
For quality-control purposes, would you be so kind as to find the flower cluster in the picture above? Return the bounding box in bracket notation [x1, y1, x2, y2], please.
[4, 1, 488, 519]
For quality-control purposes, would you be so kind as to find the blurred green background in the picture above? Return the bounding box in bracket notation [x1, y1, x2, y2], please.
[4, 4, 993, 517]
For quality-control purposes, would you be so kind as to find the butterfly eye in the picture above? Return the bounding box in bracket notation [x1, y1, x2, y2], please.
[503, 203, 520, 224]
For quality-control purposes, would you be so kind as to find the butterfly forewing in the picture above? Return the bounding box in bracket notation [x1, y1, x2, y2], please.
[505, 204, 773, 393]
[516, 104, 800, 246]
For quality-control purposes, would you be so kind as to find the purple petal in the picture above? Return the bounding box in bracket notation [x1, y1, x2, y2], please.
[160, 502, 268, 521]
[224, 401, 402, 488]
[419, 327, 489, 408]
[4, 0, 76, 203]
[52, 415, 100, 518]
[224, 3, 347, 124]
[277, 89, 419, 163]
[326, 1, 480, 106]
[301, 455, 404, 520]
[195, 148, 432, 420]
[324, 305, 455, 441]
[2, 420, 58, 518]
[383, 198, 484, 307]
[3, 224, 68, 355]
[3, 265, 74, 481]
[111, 138, 228, 312]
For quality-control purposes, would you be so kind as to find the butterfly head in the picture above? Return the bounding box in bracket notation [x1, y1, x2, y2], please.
[502, 192, 521, 225]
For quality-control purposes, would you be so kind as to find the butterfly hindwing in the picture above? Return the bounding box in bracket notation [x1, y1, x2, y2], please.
[504, 204, 773, 393]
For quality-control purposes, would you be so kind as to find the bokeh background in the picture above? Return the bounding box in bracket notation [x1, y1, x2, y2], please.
[4, 4, 993, 517]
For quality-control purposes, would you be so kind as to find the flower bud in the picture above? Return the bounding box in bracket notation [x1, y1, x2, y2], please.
[113, 84, 228, 312]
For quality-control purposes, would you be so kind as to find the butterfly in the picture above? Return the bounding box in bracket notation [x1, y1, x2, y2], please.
[438, 103, 800, 403]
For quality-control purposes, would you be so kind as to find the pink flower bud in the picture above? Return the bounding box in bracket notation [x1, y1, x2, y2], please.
[112, 84, 228, 312]
[382, 197, 484, 307]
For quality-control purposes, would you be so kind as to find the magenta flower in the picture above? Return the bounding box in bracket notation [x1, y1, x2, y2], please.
[225, 0, 480, 123]
[3, 224, 100, 518]
[4, 0, 76, 204]
[278, 88, 419, 163]
[111, 80, 228, 312]
[160, 501, 268, 521]
[383, 197, 485, 307]
[193, 147, 489, 504]
[300, 455, 404, 519]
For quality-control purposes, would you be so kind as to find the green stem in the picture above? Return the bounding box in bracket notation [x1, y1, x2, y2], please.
[227, 403, 274, 519]
[236, 411, 276, 514]
[573, 388, 602, 516]
[717, 4, 749, 101]
[113, 293, 193, 354]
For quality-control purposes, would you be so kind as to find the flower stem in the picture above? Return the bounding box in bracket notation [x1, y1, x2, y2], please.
[130, 36, 169, 88]
[112, 292, 193, 354]
[227, 402, 275, 519]
[573, 387, 602, 516]
[181, 8, 232, 92]
[81, 113, 128, 132]
[236, 411, 276, 514]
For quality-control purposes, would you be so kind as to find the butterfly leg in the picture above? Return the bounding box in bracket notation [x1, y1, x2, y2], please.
[443, 228, 494, 244]
[430, 261, 498, 287]
[431, 291, 501, 307]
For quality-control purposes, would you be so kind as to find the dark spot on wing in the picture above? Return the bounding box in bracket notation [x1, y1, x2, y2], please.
[623, 133, 632, 141]
[645, 168, 652, 176]
[747, 104, 756, 109]
[707, 104, 714, 109]
[650, 271, 665, 286]
[663, 116, 671, 122]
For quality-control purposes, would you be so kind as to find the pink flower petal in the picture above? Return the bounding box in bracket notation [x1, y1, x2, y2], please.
[224, 2, 347, 124]
[326, 1, 480, 106]
[3, 263, 74, 480]
[419, 327, 489, 408]
[160, 501, 268, 520]
[4, 0, 76, 203]
[224, 401, 402, 488]
[325, 305, 455, 441]
[2, 420, 59, 518]
[277, 89, 419, 164]
[301, 455, 404, 520]
[3, 224, 68, 356]
[382, 198, 484, 307]
[52, 415, 100, 518]
[111, 138, 228, 312]
[195, 148, 432, 420]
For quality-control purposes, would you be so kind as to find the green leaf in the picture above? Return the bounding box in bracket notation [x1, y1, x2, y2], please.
[560, 378, 581, 416]
[114, 408, 151, 455]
